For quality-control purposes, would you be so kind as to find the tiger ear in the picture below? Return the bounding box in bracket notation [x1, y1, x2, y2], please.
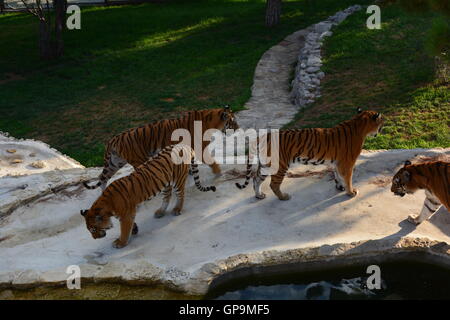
[221, 110, 229, 120]
[80, 210, 88, 216]
[401, 170, 411, 182]
[224, 105, 230, 111]
[356, 107, 362, 114]
[404, 160, 412, 167]
[372, 112, 381, 120]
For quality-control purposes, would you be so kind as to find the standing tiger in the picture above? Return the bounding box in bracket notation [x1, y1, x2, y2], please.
[84, 106, 238, 190]
[391, 160, 450, 225]
[80, 144, 216, 248]
[236, 109, 384, 200]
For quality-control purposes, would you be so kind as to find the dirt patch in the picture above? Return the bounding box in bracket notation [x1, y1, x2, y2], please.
[412, 154, 450, 163]
[222, 168, 249, 181]
[0, 235, 14, 243]
[287, 167, 333, 179]
[368, 175, 392, 188]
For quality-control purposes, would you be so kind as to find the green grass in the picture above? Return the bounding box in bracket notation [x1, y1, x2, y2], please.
[287, 3, 450, 149]
[0, 0, 373, 166]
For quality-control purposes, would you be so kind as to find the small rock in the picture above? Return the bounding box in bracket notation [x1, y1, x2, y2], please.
[306, 66, 320, 73]
[30, 161, 45, 169]
[29, 152, 37, 157]
[10, 159, 23, 164]
[6, 149, 16, 154]
[311, 78, 321, 86]
[315, 22, 332, 34]
[320, 31, 333, 39]
[307, 56, 322, 67]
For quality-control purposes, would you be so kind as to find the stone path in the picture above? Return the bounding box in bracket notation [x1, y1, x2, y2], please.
[236, 5, 363, 129]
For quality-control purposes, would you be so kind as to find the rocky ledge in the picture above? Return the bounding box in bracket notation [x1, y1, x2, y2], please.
[0, 144, 449, 296]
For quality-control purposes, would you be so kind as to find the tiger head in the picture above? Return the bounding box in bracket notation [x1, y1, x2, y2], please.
[355, 108, 384, 137]
[391, 160, 418, 197]
[80, 200, 114, 239]
[206, 106, 239, 133]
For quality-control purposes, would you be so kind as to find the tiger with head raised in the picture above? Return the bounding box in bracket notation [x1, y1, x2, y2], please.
[80, 144, 216, 248]
[236, 108, 384, 200]
[391, 160, 450, 225]
[84, 106, 238, 190]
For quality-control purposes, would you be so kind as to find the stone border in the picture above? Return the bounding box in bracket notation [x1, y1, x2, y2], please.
[236, 5, 363, 129]
[290, 5, 363, 107]
[2, 236, 450, 297]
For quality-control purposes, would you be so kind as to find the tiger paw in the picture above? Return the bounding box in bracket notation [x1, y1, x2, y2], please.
[154, 209, 166, 219]
[278, 193, 291, 201]
[407, 214, 423, 225]
[347, 189, 358, 197]
[211, 164, 221, 175]
[172, 209, 182, 216]
[112, 239, 127, 249]
[335, 184, 345, 191]
[255, 192, 266, 200]
[132, 223, 139, 235]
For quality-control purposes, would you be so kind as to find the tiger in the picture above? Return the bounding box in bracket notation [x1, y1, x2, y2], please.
[83, 106, 238, 190]
[80, 144, 216, 248]
[235, 108, 384, 200]
[391, 160, 450, 225]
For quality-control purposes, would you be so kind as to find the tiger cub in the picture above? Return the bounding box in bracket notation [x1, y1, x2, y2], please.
[236, 109, 384, 200]
[80, 144, 216, 248]
[84, 106, 238, 190]
[391, 160, 449, 225]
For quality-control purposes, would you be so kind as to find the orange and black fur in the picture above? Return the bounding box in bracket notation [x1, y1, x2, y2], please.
[80, 145, 216, 248]
[391, 160, 450, 225]
[84, 106, 238, 190]
[236, 109, 384, 200]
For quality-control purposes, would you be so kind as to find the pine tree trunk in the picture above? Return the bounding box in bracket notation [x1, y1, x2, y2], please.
[265, 0, 281, 27]
[54, 0, 65, 58]
[39, 20, 53, 60]
[0, 0, 5, 14]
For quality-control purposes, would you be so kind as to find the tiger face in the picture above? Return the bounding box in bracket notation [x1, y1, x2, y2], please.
[391, 160, 417, 197]
[80, 205, 113, 239]
[216, 106, 239, 133]
[357, 109, 384, 137]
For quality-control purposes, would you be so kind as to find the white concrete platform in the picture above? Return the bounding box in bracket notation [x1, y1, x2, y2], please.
[0, 147, 449, 295]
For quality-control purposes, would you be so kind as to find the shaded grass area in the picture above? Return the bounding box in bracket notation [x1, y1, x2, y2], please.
[0, 0, 371, 166]
[287, 4, 450, 150]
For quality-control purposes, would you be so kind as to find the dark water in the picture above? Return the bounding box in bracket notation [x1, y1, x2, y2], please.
[209, 261, 450, 300]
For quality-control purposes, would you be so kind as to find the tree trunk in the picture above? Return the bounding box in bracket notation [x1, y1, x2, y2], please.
[39, 20, 53, 60]
[54, 0, 65, 58]
[0, 0, 4, 14]
[265, 0, 281, 27]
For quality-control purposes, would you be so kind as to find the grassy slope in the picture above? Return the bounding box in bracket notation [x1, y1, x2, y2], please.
[287, 4, 450, 150]
[0, 0, 371, 166]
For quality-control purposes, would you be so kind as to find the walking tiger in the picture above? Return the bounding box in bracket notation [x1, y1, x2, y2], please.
[391, 160, 450, 225]
[84, 106, 238, 191]
[80, 144, 216, 248]
[236, 109, 384, 200]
